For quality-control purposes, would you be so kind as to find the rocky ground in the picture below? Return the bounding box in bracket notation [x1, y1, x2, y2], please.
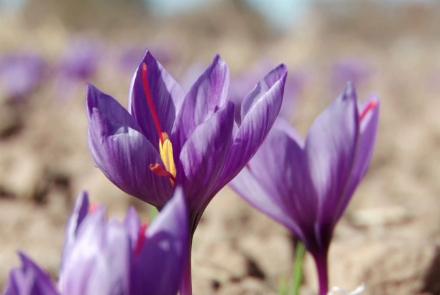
[0, 2, 439, 294]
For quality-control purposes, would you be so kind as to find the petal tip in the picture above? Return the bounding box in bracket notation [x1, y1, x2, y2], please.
[86, 84, 104, 115]
[142, 50, 157, 65]
[211, 54, 228, 71]
[344, 81, 357, 100]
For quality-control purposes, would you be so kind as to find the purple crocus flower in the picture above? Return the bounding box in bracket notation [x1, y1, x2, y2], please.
[87, 50, 286, 294]
[58, 39, 101, 81]
[4, 188, 189, 295]
[230, 84, 380, 295]
[53, 39, 102, 101]
[0, 53, 47, 102]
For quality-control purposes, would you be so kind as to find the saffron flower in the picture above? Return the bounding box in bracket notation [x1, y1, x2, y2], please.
[0, 53, 47, 102]
[4, 188, 189, 295]
[230, 85, 379, 295]
[86, 51, 286, 294]
[58, 39, 101, 81]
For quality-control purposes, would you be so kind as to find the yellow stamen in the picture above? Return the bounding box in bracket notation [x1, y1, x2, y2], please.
[159, 132, 176, 179]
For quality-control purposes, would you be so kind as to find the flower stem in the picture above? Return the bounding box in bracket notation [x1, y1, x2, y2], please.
[313, 252, 329, 295]
[180, 241, 192, 295]
[292, 242, 306, 295]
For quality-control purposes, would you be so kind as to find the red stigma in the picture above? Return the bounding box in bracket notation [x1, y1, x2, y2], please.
[360, 100, 378, 122]
[149, 163, 176, 186]
[135, 223, 148, 256]
[88, 203, 98, 214]
[141, 63, 165, 143]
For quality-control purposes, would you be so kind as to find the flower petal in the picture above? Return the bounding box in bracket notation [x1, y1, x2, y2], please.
[132, 188, 189, 295]
[178, 102, 234, 225]
[87, 84, 173, 208]
[173, 55, 229, 147]
[253, 128, 318, 233]
[4, 253, 58, 295]
[129, 51, 184, 145]
[230, 167, 304, 240]
[124, 206, 142, 250]
[305, 84, 358, 230]
[334, 97, 380, 222]
[230, 124, 320, 247]
[59, 209, 131, 295]
[239, 64, 287, 120]
[61, 191, 89, 271]
[221, 65, 287, 185]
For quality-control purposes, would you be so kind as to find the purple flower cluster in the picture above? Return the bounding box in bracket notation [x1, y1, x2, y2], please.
[5, 189, 188, 295]
[3, 49, 379, 295]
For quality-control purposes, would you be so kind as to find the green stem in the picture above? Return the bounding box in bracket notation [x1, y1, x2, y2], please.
[292, 242, 306, 295]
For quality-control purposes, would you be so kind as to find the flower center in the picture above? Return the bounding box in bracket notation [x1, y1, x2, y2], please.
[141, 63, 176, 185]
[360, 100, 378, 122]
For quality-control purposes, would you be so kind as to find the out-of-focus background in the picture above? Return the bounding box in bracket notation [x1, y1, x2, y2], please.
[0, 0, 439, 294]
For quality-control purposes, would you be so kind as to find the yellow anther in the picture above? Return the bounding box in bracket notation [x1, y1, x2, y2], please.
[159, 132, 176, 179]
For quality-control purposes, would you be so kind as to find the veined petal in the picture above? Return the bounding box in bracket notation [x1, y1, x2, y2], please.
[221, 65, 287, 185]
[230, 168, 305, 241]
[132, 188, 189, 295]
[305, 84, 358, 232]
[59, 209, 131, 295]
[4, 253, 59, 295]
[248, 128, 318, 236]
[87, 85, 173, 208]
[129, 51, 183, 145]
[334, 97, 380, 222]
[61, 192, 89, 271]
[173, 55, 229, 147]
[178, 103, 234, 225]
[240, 64, 287, 120]
[355, 97, 380, 180]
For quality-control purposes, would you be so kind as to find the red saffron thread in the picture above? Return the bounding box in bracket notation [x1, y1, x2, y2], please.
[135, 223, 148, 256]
[360, 100, 378, 122]
[141, 63, 165, 143]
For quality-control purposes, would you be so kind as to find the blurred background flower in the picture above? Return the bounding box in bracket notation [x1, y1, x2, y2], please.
[0, 53, 47, 103]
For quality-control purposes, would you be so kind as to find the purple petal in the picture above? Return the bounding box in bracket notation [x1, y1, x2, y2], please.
[305, 84, 358, 229]
[129, 51, 184, 146]
[61, 191, 89, 271]
[132, 188, 189, 295]
[124, 207, 142, 249]
[239, 64, 287, 120]
[87, 84, 173, 208]
[173, 55, 229, 147]
[230, 167, 304, 240]
[221, 65, 287, 185]
[59, 209, 131, 295]
[334, 97, 380, 221]
[178, 103, 234, 224]
[251, 128, 318, 234]
[4, 253, 58, 295]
